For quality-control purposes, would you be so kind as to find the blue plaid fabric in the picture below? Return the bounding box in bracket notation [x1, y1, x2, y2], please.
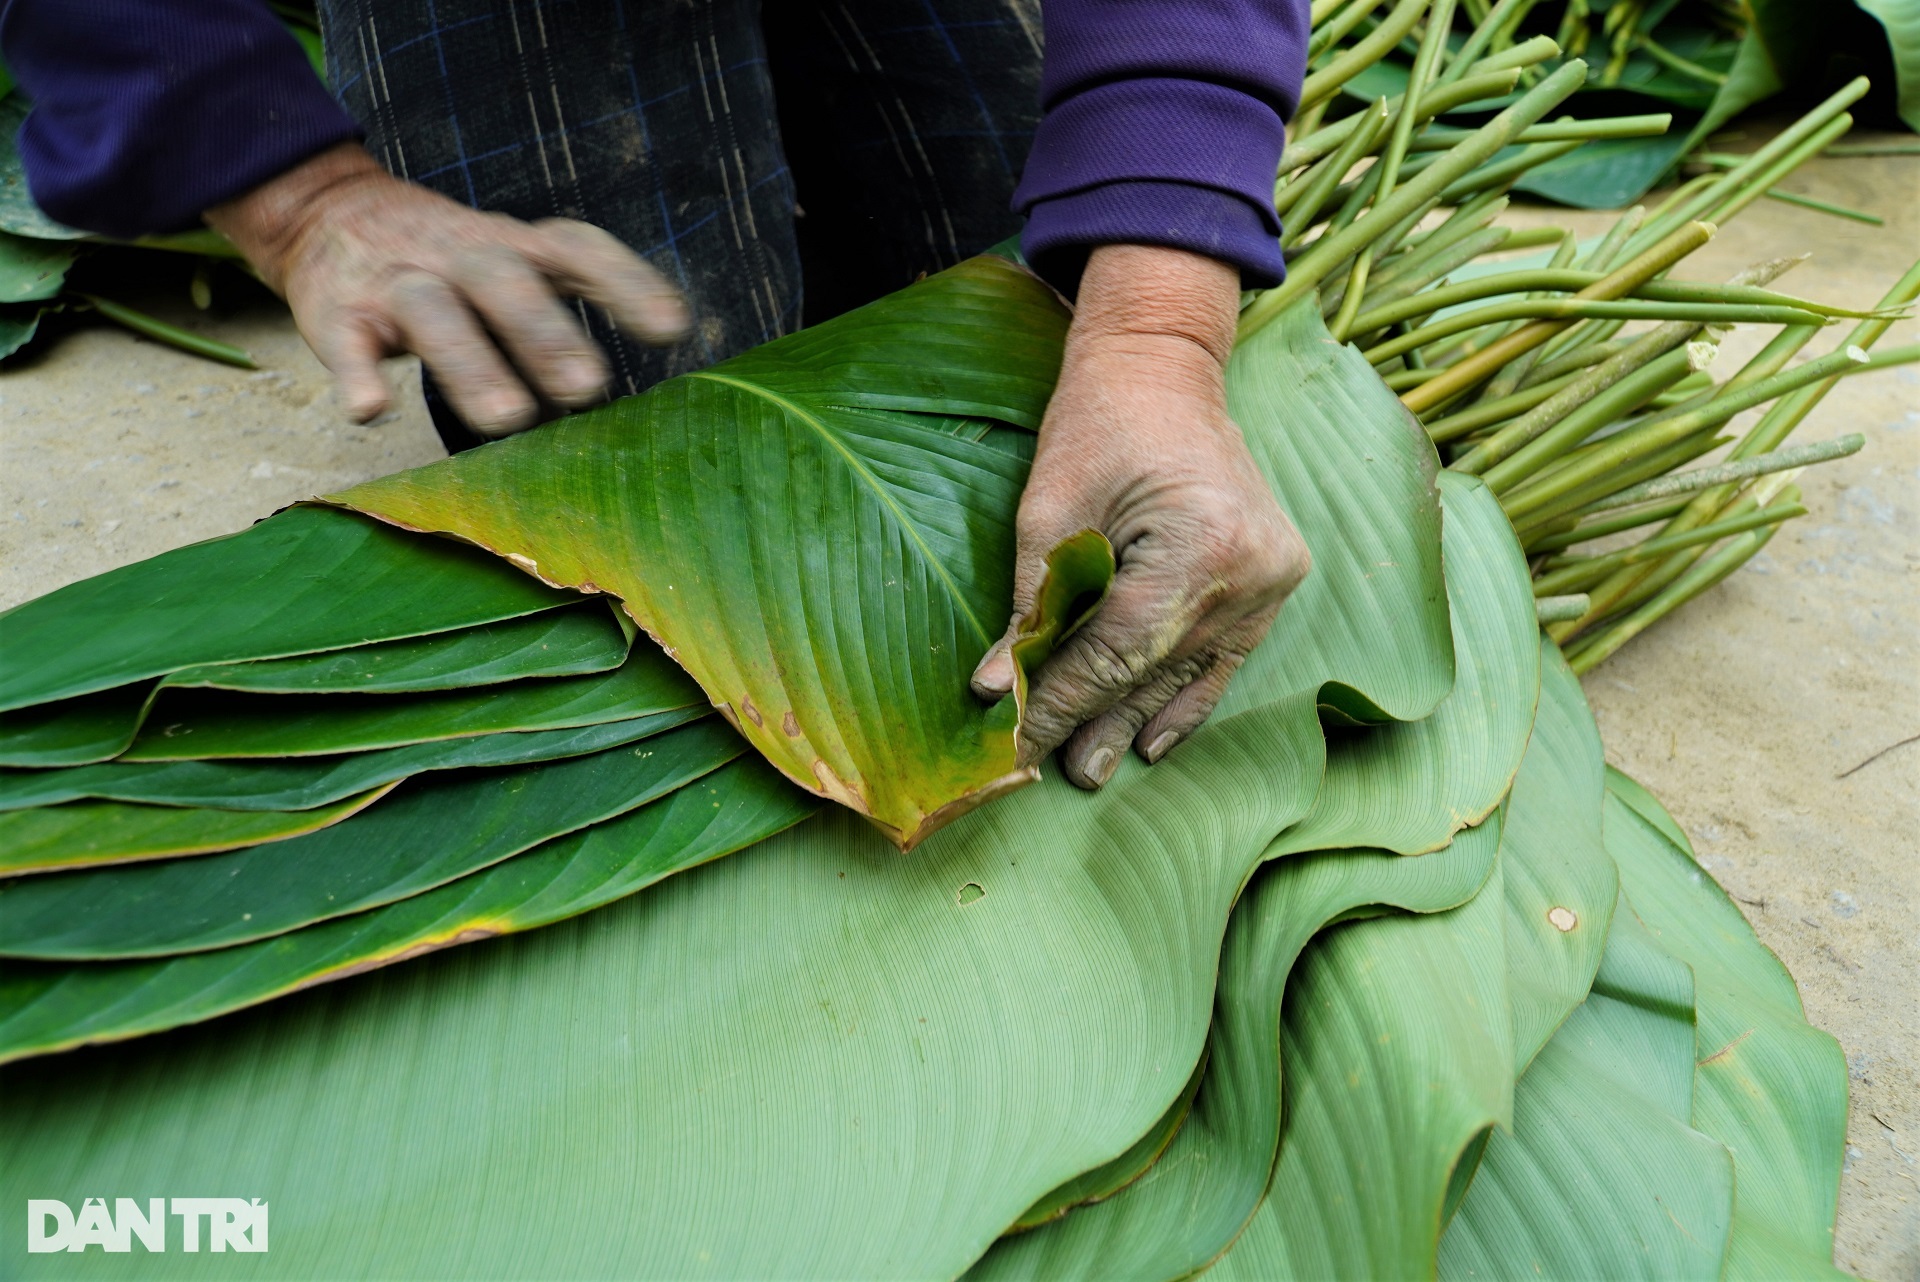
[319, 0, 1042, 447]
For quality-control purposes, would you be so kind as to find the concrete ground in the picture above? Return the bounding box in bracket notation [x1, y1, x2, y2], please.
[1, 131, 1914, 1279]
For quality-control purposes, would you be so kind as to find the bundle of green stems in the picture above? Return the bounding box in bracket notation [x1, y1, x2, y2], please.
[1250, 0, 1918, 672]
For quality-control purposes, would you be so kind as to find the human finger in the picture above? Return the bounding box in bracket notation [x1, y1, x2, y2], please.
[523, 218, 691, 343]
[969, 493, 1092, 701]
[1014, 572, 1198, 765]
[305, 312, 394, 424]
[450, 245, 609, 409]
[1057, 658, 1199, 788]
[388, 271, 539, 436]
[1133, 610, 1276, 760]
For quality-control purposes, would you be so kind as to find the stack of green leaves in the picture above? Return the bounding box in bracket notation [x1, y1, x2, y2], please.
[0, 252, 1848, 1279]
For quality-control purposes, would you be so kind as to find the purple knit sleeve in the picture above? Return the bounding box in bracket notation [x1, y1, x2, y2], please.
[0, 0, 362, 237]
[1012, 0, 1311, 292]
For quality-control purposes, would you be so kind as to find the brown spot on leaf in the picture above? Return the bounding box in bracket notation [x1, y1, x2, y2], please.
[783, 710, 801, 737]
[740, 696, 764, 728]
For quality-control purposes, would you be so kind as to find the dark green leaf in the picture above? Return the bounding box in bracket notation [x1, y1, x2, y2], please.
[0, 300, 49, 359]
[0, 720, 744, 959]
[0, 683, 151, 767]
[0, 504, 577, 713]
[0, 758, 815, 1061]
[0, 228, 74, 302]
[161, 600, 632, 694]
[330, 256, 1072, 848]
[0, 786, 391, 878]
[118, 646, 701, 761]
[0, 708, 704, 812]
[1512, 132, 1692, 208]
[0, 97, 85, 241]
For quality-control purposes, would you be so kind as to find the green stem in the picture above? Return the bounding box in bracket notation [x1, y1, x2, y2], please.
[1244, 59, 1591, 338]
[1398, 217, 1714, 413]
[73, 294, 258, 369]
[1408, 113, 1672, 149]
[1633, 79, 1868, 250]
[1366, 299, 1824, 367]
[1573, 433, 1864, 515]
[1532, 500, 1804, 597]
[1527, 495, 1697, 552]
[1498, 343, 1870, 524]
[1635, 33, 1726, 85]
[1535, 593, 1591, 623]
[1566, 524, 1781, 673]
[1299, 0, 1431, 111]
[1462, 342, 1699, 481]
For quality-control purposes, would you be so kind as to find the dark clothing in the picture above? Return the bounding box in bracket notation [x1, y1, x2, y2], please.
[0, 0, 1306, 451]
[0, 0, 1305, 288]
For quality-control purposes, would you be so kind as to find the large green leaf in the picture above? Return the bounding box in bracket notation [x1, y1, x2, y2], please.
[1214, 302, 1452, 727]
[161, 600, 632, 694]
[0, 758, 815, 1062]
[969, 818, 1503, 1282]
[0, 786, 392, 877]
[966, 464, 1527, 1282]
[1604, 772, 1850, 1279]
[1207, 848, 1514, 1282]
[0, 505, 576, 714]
[0, 684, 152, 767]
[117, 648, 701, 761]
[0, 709, 704, 812]
[1440, 902, 1736, 1280]
[1268, 471, 1533, 859]
[1500, 640, 1616, 1071]
[1857, 0, 1920, 130]
[331, 256, 1072, 848]
[0, 275, 1452, 1276]
[1206, 640, 1616, 1282]
[0, 720, 744, 959]
[0, 228, 73, 302]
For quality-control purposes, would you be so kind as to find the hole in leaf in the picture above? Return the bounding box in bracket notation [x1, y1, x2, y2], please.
[957, 882, 986, 906]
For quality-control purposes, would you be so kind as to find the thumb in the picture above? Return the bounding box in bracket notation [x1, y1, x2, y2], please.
[970, 500, 1078, 700]
[971, 516, 1113, 702]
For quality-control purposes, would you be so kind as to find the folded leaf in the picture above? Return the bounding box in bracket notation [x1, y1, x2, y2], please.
[1441, 902, 1736, 1279]
[0, 504, 576, 714]
[331, 256, 1073, 848]
[969, 818, 1503, 1282]
[0, 708, 703, 812]
[0, 720, 744, 958]
[0, 758, 815, 1061]
[1604, 774, 1851, 1279]
[1267, 471, 1535, 858]
[119, 647, 702, 761]
[0, 683, 153, 767]
[0, 786, 392, 877]
[162, 600, 632, 694]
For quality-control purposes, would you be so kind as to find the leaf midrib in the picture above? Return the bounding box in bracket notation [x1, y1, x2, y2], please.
[689, 371, 992, 646]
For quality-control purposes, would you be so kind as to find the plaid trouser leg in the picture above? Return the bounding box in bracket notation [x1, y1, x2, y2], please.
[764, 0, 1043, 322]
[317, 0, 1040, 450]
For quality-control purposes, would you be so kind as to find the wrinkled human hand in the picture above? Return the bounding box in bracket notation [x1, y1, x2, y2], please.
[206, 143, 689, 436]
[970, 244, 1311, 789]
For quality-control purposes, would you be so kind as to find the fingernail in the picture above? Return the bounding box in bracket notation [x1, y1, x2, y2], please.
[648, 300, 691, 337]
[972, 649, 1015, 698]
[562, 360, 604, 396]
[1084, 746, 1118, 786]
[1145, 731, 1180, 764]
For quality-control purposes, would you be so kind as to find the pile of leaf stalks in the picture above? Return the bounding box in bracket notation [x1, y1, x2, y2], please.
[1277, 0, 1918, 664]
